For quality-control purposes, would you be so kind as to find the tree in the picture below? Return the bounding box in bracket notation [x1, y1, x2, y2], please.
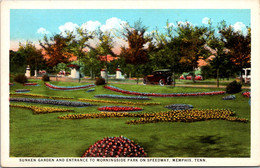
[175, 22, 209, 83]
[219, 21, 251, 83]
[95, 30, 117, 82]
[148, 22, 182, 86]
[82, 49, 103, 79]
[120, 20, 151, 84]
[67, 28, 95, 82]
[206, 36, 226, 87]
[10, 50, 26, 73]
[17, 41, 45, 76]
[39, 34, 73, 67]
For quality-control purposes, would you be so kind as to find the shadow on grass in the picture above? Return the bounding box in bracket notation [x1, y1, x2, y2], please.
[141, 134, 250, 157]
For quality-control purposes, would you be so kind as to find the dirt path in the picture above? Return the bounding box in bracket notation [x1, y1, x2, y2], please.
[32, 76, 251, 89]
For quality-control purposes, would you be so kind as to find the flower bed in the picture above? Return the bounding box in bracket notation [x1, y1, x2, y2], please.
[98, 106, 143, 112]
[222, 95, 236, 100]
[45, 83, 95, 90]
[104, 85, 225, 97]
[94, 94, 150, 100]
[9, 97, 96, 107]
[10, 104, 73, 114]
[165, 104, 193, 110]
[82, 136, 147, 157]
[9, 83, 14, 86]
[59, 109, 248, 124]
[79, 98, 160, 106]
[10, 93, 73, 100]
[15, 89, 31, 93]
[242, 91, 251, 98]
[24, 83, 39, 86]
[86, 89, 95, 93]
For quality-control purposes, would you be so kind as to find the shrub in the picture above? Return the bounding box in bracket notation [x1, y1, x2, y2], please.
[226, 80, 242, 94]
[14, 74, 28, 84]
[42, 74, 50, 81]
[95, 77, 106, 85]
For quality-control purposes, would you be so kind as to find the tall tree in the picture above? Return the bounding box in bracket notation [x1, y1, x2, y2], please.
[148, 22, 183, 86]
[17, 41, 45, 76]
[68, 28, 94, 82]
[120, 20, 151, 84]
[175, 22, 209, 82]
[39, 34, 73, 67]
[95, 30, 117, 82]
[219, 21, 251, 83]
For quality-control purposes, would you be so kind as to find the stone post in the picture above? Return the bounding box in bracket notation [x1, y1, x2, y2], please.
[25, 65, 31, 77]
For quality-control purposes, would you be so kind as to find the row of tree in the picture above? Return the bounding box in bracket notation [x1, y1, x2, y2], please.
[10, 20, 251, 86]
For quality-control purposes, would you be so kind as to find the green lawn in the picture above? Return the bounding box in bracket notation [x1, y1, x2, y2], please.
[9, 79, 250, 157]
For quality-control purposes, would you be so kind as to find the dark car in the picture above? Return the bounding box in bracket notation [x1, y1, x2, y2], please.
[143, 69, 173, 86]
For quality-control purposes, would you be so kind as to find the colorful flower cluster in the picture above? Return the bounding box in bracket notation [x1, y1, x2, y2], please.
[98, 106, 143, 112]
[15, 89, 31, 93]
[95, 94, 150, 100]
[9, 83, 14, 86]
[79, 98, 160, 106]
[45, 83, 95, 90]
[82, 136, 147, 157]
[222, 95, 236, 100]
[10, 104, 73, 114]
[59, 109, 248, 124]
[10, 93, 74, 100]
[9, 97, 96, 107]
[165, 104, 194, 110]
[126, 109, 248, 124]
[242, 91, 251, 98]
[24, 83, 39, 86]
[104, 85, 225, 97]
[58, 112, 137, 120]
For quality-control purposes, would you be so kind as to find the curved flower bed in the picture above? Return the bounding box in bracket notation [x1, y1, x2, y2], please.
[95, 94, 150, 100]
[222, 95, 236, 100]
[82, 136, 147, 157]
[24, 83, 39, 86]
[59, 109, 248, 124]
[242, 91, 251, 98]
[79, 98, 160, 106]
[165, 104, 193, 110]
[104, 85, 225, 97]
[45, 83, 95, 90]
[9, 97, 96, 107]
[86, 89, 95, 93]
[98, 106, 143, 112]
[10, 104, 73, 114]
[10, 93, 73, 100]
[15, 89, 31, 93]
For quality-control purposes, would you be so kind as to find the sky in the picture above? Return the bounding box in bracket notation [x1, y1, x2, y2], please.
[10, 9, 251, 50]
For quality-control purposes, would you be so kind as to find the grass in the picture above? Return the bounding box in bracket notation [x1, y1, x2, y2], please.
[9, 79, 250, 157]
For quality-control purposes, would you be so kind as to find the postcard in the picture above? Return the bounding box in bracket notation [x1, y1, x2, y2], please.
[1, 0, 260, 167]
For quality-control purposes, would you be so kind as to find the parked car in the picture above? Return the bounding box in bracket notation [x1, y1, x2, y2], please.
[143, 69, 173, 86]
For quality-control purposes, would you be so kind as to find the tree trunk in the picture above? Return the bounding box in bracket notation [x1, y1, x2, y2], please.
[192, 68, 196, 83]
[90, 68, 93, 79]
[240, 69, 243, 84]
[136, 67, 139, 84]
[78, 56, 81, 83]
[216, 68, 219, 88]
[172, 72, 175, 87]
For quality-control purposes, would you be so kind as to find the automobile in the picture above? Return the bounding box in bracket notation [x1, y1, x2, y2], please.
[143, 69, 173, 86]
